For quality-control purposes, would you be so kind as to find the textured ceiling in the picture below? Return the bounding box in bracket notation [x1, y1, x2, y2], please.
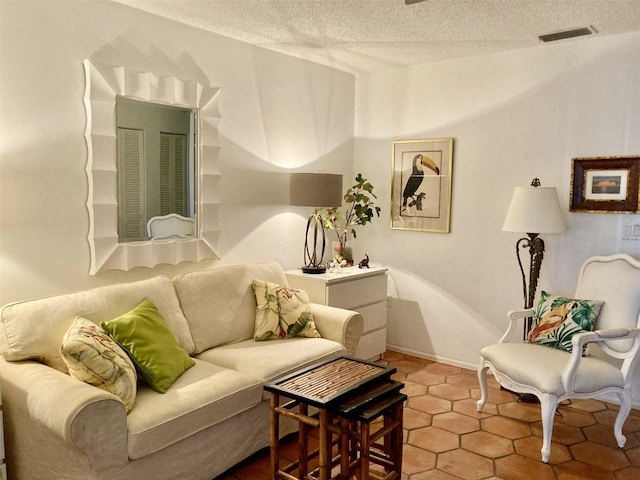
[114, 0, 640, 74]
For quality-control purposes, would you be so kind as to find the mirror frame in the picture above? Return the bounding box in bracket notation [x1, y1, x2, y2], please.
[83, 59, 221, 274]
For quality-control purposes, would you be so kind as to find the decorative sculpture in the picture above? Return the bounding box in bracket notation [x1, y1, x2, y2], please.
[358, 254, 370, 269]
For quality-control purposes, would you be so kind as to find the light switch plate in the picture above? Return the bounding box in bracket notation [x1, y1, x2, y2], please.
[623, 223, 640, 240]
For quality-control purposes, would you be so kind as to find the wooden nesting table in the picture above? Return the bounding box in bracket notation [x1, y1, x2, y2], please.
[264, 356, 405, 480]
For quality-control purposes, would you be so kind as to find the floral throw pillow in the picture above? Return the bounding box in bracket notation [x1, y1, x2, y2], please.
[252, 279, 322, 341]
[60, 317, 137, 413]
[527, 291, 604, 353]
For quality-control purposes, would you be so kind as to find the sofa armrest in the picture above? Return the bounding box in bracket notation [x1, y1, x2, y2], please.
[0, 357, 129, 474]
[310, 303, 364, 356]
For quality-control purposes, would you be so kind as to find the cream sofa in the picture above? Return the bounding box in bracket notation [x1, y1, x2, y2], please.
[0, 261, 364, 479]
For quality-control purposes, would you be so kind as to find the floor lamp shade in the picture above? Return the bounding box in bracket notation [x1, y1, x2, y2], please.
[290, 173, 343, 208]
[502, 186, 566, 234]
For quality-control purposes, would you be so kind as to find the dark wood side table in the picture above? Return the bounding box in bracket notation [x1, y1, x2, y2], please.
[335, 385, 406, 479]
[264, 356, 404, 480]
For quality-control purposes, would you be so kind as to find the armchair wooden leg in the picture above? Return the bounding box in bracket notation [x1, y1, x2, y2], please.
[539, 394, 558, 463]
[476, 363, 489, 412]
[614, 387, 631, 448]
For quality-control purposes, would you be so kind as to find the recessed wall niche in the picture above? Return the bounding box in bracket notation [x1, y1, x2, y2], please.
[83, 59, 222, 274]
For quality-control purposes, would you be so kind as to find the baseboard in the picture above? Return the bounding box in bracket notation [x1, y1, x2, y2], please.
[596, 392, 640, 410]
[385, 344, 478, 371]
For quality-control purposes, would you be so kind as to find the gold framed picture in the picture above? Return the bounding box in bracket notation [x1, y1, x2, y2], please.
[570, 156, 640, 213]
[391, 138, 454, 233]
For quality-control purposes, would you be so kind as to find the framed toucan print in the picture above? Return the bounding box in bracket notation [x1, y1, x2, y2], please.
[391, 138, 454, 233]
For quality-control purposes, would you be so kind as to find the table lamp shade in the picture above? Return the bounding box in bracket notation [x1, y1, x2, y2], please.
[290, 173, 343, 207]
[502, 186, 566, 234]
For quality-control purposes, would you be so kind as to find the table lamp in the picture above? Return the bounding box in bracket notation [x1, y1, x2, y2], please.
[290, 173, 343, 273]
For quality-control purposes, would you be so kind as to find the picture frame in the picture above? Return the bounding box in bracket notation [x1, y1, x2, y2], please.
[391, 138, 454, 233]
[570, 156, 640, 213]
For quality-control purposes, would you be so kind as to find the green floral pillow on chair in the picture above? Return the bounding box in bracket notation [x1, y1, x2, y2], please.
[252, 279, 321, 341]
[527, 290, 603, 353]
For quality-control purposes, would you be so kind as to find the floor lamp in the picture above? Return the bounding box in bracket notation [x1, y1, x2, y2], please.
[502, 178, 566, 321]
[502, 178, 566, 401]
[290, 173, 343, 274]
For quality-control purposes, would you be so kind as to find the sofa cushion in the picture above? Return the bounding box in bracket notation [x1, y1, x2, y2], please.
[252, 280, 321, 341]
[102, 298, 195, 394]
[126, 359, 262, 459]
[196, 337, 345, 398]
[0, 276, 195, 373]
[481, 343, 623, 396]
[60, 317, 137, 412]
[173, 262, 289, 354]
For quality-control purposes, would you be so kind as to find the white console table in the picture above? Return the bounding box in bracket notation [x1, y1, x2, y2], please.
[285, 266, 388, 360]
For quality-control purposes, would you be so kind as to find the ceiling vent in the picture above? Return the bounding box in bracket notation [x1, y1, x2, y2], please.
[538, 26, 597, 42]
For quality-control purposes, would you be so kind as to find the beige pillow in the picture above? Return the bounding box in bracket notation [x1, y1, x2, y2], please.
[252, 279, 321, 341]
[60, 317, 137, 413]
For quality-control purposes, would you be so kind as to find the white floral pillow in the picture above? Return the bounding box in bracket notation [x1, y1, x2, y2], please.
[252, 279, 321, 341]
[60, 317, 137, 412]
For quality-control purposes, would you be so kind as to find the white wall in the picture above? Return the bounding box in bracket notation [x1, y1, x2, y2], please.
[0, 1, 355, 304]
[354, 32, 640, 403]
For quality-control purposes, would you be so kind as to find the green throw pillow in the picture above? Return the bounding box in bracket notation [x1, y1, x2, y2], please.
[102, 298, 195, 393]
[528, 291, 603, 353]
[252, 279, 321, 341]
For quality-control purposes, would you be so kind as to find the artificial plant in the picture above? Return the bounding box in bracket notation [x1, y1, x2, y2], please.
[319, 173, 381, 263]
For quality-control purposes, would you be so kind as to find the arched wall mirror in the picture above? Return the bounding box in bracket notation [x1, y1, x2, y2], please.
[83, 59, 221, 274]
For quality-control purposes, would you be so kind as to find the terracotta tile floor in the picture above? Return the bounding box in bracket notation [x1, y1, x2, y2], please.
[218, 351, 640, 479]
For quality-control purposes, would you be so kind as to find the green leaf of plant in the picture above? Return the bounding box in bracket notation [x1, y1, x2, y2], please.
[315, 173, 380, 246]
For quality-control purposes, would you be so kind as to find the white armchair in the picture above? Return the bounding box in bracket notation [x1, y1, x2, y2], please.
[477, 254, 640, 463]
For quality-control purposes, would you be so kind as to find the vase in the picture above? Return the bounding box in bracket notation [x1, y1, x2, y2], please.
[332, 241, 354, 266]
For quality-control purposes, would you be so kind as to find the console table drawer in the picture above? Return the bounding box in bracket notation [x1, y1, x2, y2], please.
[327, 274, 387, 309]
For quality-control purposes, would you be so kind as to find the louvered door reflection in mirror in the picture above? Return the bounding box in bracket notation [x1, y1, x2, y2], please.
[116, 97, 195, 242]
